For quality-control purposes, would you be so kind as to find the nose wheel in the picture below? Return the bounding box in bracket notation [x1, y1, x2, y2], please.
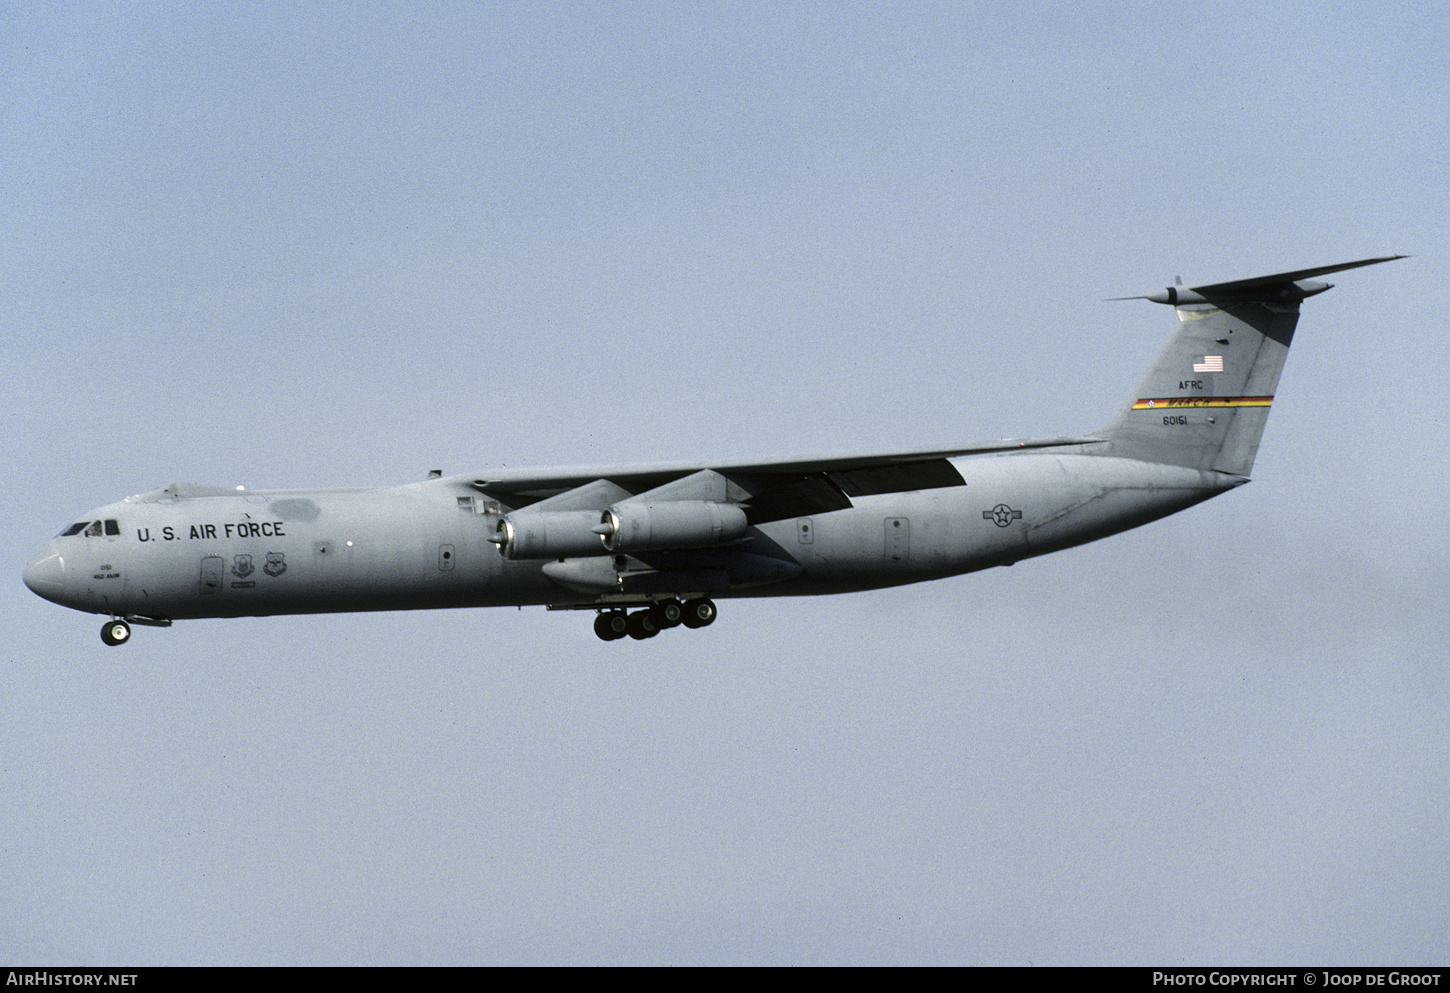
[100, 619, 132, 646]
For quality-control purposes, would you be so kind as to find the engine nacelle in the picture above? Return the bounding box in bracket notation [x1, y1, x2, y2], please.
[491, 510, 609, 560]
[596, 500, 749, 553]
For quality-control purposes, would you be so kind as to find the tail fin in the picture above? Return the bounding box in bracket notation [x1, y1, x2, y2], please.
[1090, 256, 1403, 477]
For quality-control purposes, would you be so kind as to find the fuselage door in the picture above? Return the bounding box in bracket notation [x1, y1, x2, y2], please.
[200, 554, 224, 593]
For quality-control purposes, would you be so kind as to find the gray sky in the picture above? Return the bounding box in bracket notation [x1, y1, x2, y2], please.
[4, 1, 1446, 965]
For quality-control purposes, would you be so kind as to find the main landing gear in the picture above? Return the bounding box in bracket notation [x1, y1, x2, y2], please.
[593, 599, 717, 641]
[100, 619, 132, 646]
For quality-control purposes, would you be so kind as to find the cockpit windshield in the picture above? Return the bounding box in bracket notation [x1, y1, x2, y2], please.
[59, 519, 120, 537]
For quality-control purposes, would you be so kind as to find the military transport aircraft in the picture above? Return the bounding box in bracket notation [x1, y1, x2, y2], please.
[24, 256, 1402, 645]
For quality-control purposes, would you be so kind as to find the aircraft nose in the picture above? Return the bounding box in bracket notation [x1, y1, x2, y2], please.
[23, 545, 66, 601]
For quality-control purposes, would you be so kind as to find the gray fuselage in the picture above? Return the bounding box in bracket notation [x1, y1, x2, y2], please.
[24, 451, 1238, 622]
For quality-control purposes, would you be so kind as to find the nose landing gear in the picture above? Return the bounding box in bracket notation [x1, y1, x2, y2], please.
[100, 619, 132, 646]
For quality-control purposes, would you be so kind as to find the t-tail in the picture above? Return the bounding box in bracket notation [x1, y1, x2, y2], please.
[1088, 255, 1405, 477]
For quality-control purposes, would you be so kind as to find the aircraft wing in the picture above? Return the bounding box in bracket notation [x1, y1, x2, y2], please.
[457, 435, 1099, 522]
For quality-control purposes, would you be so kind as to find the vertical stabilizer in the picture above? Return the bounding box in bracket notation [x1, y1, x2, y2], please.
[1090, 256, 1403, 477]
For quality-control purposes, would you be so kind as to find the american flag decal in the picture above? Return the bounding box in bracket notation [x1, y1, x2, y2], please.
[1193, 355, 1224, 373]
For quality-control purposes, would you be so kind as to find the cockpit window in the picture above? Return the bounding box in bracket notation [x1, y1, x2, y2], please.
[59, 519, 120, 537]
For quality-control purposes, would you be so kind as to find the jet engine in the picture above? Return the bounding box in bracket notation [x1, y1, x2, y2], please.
[491, 510, 608, 560]
[595, 500, 749, 554]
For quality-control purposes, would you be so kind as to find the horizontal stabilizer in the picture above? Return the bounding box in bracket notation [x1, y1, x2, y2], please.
[1111, 254, 1406, 306]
